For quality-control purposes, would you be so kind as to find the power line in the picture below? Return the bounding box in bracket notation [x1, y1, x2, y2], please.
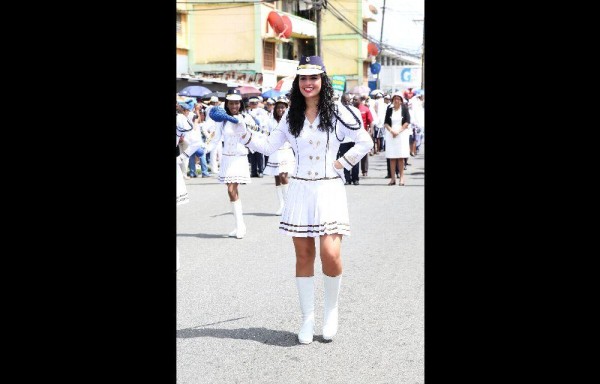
[176, 1, 276, 3]
[326, 1, 419, 58]
[178, 0, 420, 57]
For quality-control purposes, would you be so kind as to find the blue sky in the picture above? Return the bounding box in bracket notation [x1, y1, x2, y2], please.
[366, 0, 424, 56]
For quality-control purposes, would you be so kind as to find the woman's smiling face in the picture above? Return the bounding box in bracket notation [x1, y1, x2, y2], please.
[299, 74, 322, 100]
[226, 100, 241, 115]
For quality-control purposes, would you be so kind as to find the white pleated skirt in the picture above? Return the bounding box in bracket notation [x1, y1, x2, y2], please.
[176, 161, 189, 206]
[218, 154, 252, 184]
[279, 176, 350, 237]
[263, 147, 296, 176]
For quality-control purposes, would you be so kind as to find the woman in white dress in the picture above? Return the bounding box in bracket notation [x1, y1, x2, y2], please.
[383, 92, 411, 186]
[233, 55, 373, 344]
[203, 89, 257, 239]
[263, 96, 296, 215]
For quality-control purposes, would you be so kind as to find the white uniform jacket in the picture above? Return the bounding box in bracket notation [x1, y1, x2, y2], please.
[205, 112, 257, 156]
[176, 112, 206, 157]
[242, 106, 373, 180]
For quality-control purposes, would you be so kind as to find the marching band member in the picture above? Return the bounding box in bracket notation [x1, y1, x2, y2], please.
[233, 56, 373, 344]
[204, 89, 258, 239]
[175, 97, 206, 270]
[176, 98, 207, 173]
[262, 96, 296, 215]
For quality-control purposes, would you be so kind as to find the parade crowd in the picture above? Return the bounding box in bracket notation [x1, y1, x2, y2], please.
[176, 55, 424, 345]
[176, 88, 424, 188]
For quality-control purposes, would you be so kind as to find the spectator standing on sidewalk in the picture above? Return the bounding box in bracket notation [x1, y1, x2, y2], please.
[234, 55, 373, 344]
[176, 97, 203, 179]
[408, 91, 425, 156]
[352, 95, 373, 178]
[372, 92, 386, 154]
[187, 108, 211, 178]
[383, 92, 411, 186]
[247, 96, 269, 177]
[381, 94, 391, 152]
[337, 93, 362, 185]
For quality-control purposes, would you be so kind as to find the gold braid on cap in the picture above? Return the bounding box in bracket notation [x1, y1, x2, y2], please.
[297, 64, 323, 70]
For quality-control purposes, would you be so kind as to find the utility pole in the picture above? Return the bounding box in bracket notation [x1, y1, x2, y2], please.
[315, 0, 324, 57]
[421, 22, 424, 90]
[413, 19, 424, 90]
[376, 0, 386, 90]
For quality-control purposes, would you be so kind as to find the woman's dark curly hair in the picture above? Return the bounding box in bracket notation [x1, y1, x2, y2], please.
[287, 74, 338, 137]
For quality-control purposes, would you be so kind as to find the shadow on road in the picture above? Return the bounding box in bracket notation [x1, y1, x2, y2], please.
[177, 233, 233, 239]
[245, 212, 279, 217]
[209, 212, 278, 218]
[344, 183, 423, 187]
[186, 182, 221, 186]
[177, 326, 301, 347]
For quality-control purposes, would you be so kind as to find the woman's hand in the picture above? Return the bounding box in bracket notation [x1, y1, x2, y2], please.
[332, 160, 345, 182]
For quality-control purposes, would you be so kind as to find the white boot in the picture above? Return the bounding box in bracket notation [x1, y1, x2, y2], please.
[296, 276, 315, 344]
[228, 201, 237, 237]
[323, 274, 342, 341]
[275, 185, 285, 215]
[178, 156, 189, 178]
[229, 200, 246, 239]
[281, 183, 289, 204]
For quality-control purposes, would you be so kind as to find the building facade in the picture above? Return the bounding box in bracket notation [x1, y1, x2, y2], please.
[176, 1, 422, 96]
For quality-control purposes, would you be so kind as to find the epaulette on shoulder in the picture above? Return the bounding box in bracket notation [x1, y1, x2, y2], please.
[335, 104, 362, 130]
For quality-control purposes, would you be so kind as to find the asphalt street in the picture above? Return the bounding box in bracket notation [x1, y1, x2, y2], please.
[177, 146, 424, 383]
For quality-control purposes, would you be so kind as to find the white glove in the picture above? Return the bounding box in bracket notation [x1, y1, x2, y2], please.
[332, 160, 346, 183]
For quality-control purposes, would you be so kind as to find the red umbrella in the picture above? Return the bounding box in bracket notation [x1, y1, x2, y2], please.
[235, 85, 261, 97]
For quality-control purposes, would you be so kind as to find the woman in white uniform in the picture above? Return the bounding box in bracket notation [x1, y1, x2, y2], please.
[234, 55, 373, 344]
[204, 89, 257, 239]
[176, 97, 206, 270]
[263, 96, 296, 215]
[383, 92, 411, 186]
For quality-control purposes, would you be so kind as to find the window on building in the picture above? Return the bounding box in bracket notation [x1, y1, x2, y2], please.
[264, 41, 276, 70]
[282, 0, 298, 14]
[280, 41, 294, 60]
[298, 0, 316, 22]
[297, 39, 315, 58]
[176, 13, 182, 35]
